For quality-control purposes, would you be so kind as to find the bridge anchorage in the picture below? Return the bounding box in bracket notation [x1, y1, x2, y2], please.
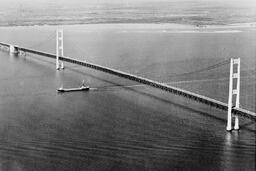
[0, 30, 255, 131]
[9, 45, 19, 54]
[9, 45, 26, 56]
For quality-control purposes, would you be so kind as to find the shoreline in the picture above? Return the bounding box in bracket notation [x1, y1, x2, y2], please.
[0, 22, 256, 30]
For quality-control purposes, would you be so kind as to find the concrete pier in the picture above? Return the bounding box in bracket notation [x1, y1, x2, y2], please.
[9, 45, 18, 54]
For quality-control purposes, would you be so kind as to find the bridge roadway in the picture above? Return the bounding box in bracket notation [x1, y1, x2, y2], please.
[0, 42, 255, 121]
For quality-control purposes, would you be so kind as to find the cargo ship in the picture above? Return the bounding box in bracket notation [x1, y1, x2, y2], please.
[57, 80, 89, 93]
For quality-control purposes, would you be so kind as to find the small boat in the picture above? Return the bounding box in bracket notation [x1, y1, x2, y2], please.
[57, 80, 89, 93]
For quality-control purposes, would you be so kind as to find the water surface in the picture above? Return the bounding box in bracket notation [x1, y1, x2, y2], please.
[0, 24, 255, 170]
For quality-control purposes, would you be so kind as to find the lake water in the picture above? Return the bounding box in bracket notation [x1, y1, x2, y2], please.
[0, 24, 255, 170]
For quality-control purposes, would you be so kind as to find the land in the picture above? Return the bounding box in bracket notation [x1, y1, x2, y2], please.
[0, 0, 255, 27]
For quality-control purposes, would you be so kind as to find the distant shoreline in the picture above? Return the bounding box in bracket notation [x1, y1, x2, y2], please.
[0, 22, 256, 31]
[0, 22, 206, 28]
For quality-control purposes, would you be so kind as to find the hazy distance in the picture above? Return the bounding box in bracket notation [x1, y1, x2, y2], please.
[0, 0, 255, 26]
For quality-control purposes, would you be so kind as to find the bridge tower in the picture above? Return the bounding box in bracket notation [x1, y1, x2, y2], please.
[226, 58, 240, 131]
[56, 29, 64, 70]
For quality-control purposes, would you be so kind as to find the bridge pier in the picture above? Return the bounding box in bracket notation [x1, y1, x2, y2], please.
[9, 45, 18, 54]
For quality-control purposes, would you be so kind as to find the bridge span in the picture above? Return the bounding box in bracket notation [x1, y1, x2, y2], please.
[0, 42, 255, 121]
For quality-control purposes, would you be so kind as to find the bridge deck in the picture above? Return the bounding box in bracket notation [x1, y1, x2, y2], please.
[0, 42, 255, 121]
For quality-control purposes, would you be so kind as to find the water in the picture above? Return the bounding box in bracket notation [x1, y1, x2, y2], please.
[0, 24, 255, 170]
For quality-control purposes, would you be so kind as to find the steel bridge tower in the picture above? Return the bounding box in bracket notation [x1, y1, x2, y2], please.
[56, 29, 64, 70]
[226, 58, 240, 131]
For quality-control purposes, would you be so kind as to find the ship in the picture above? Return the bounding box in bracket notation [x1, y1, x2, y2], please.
[57, 80, 89, 93]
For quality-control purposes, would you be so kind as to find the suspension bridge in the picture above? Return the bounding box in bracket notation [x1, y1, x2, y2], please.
[0, 29, 255, 132]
